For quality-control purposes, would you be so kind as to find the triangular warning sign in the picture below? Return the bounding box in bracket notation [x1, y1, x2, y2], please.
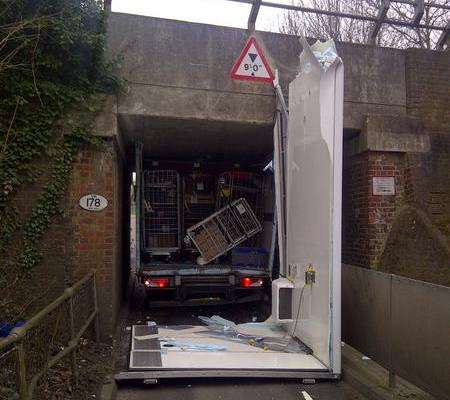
[230, 37, 274, 84]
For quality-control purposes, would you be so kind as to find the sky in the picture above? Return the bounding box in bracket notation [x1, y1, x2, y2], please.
[111, 0, 292, 32]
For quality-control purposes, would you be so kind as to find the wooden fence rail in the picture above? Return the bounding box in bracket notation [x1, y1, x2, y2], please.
[0, 270, 99, 400]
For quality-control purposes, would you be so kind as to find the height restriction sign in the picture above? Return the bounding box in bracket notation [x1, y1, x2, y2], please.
[230, 37, 274, 83]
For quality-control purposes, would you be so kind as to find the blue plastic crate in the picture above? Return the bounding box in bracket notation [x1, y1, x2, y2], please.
[232, 247, 269, 270]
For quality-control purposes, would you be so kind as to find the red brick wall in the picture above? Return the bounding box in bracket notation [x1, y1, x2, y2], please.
[342, 152, 370, 267]
[3, 157, 70, 317]
[343, 151, 405, 268]
[69, 139, 125, 336]
[343, 48, 450, 282]
[404, 49, 450, 248]
[366, 153, 405, 267]
[1, 137, 127, 332]
[405, 49, 450, 127]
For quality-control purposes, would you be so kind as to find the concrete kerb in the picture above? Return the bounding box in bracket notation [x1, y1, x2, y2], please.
[342, 343, 434, 400]
[101, 290, 133, 400]
[100, 375, 118, 400]
[343, 364, 394, 400]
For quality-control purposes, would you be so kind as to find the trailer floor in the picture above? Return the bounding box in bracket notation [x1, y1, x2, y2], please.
[116, 284, 366, 399]
[116, 280, 271, 373]
[127, 324, 326, 371]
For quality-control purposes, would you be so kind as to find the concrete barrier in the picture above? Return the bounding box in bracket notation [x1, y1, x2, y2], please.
[342, 264, 450, 399]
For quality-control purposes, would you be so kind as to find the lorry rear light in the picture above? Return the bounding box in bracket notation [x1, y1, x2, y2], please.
[240, 277, 264, 288]
[144, 278, 170, 288]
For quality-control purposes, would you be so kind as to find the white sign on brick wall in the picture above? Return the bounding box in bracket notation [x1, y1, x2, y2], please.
[79, 194, 108, 211]
[372, 177, 395, 195]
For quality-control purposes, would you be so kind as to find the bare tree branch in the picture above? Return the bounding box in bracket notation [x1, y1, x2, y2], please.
[0, 96, 20, 158]
[279, 0, 450, 49]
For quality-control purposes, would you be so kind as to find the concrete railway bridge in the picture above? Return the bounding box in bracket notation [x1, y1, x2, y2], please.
[35, 12, 449, 335]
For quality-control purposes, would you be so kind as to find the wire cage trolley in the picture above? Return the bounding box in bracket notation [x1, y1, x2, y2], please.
[186, 198, 262, 264]
[217, 171, 265, 246]
[143, 170, 181, 255]
[183, 171, 216, 253]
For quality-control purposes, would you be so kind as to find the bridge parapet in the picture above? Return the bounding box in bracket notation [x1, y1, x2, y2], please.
[106, 13, 411, 133]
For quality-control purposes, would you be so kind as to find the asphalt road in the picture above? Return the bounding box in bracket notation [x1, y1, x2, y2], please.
[117, 378, 366, 400]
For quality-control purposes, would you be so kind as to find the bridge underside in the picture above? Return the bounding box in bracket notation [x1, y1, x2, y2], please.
[119, 115, 273, 161]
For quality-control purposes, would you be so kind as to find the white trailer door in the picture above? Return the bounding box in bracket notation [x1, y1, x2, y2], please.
[286, 39, 343, 373]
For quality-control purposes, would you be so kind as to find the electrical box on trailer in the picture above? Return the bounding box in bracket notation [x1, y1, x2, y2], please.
[272, 278, 294, 323]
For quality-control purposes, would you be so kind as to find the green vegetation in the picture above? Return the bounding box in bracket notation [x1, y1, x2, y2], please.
[0, 0, 121, 318]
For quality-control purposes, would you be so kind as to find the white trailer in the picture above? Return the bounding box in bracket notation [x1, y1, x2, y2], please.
[120, 39, 343, 381]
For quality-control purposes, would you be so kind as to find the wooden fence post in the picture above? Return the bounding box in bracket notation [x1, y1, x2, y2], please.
[93, 272, 100, 342]
[16, 342, 28, 400]
[388, 274, 396, 388]
[68, 289, 78, 384]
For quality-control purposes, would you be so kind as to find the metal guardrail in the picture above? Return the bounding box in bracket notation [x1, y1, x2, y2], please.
[226, 0, 450, 49]
[0, 270, 99, 400]
[342, 264, 450, 400]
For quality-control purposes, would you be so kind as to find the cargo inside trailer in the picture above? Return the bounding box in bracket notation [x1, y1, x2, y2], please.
[135, 158, 276, 304]
[140, 161, 274, 270]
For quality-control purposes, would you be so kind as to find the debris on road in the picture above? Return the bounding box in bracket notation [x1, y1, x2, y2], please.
[301, 390, 313, 400]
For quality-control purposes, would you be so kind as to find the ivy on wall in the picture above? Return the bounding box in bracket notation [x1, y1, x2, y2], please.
[0, 0, 122, 318]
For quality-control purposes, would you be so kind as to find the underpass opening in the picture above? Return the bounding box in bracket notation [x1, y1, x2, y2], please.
[116, 92, 341, 378]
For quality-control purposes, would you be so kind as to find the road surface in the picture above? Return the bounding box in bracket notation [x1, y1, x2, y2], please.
[117, 377, 366, 400]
